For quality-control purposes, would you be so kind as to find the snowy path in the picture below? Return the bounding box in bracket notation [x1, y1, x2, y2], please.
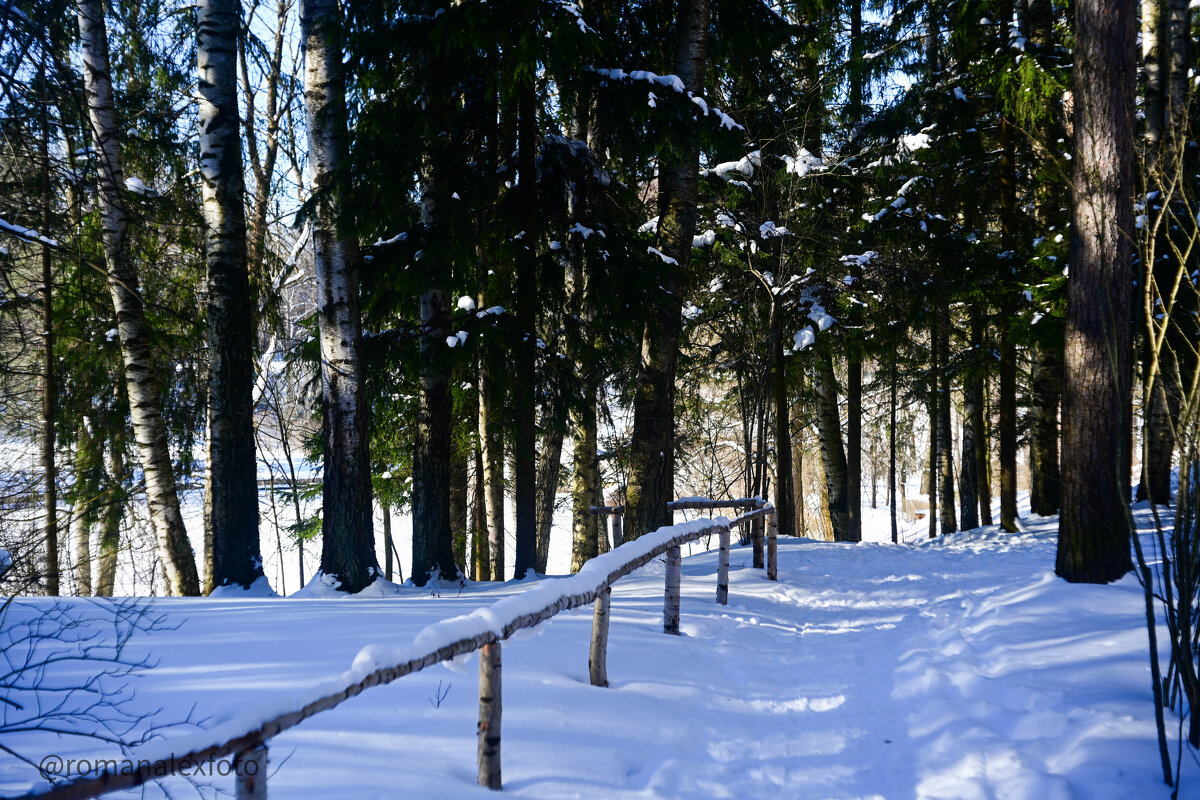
[2, 510, 1193, 798]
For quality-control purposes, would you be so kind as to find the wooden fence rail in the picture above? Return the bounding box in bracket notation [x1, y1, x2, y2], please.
[17, 499, 777, 800]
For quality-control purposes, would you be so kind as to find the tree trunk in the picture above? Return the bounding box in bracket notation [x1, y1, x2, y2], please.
[814, 353, 852, 540]
[472, 432, 487, 581]
[512, 73, 538, 579]
[1057, 0, 1136, 583]
[571, 395, 601, 572]
[890, 359, 899, 543]
[198, 0, 262, 591]
[94, 427, 125, 596]
[927, 329, 939, 540]
[959, 368, 981, 531]
[76, 0, 200, 596]
[846, 355, 862, 541]
[936, 315, 957, 534]
[301, 0, 377, 592]
[1029, 336, 1063, 515]
[792, 430, 806, 538]
[451, 436, 469, 572]
[39, 93, 58, 596]
[534, 417, 564, 574]
[70, 420, 100, 596]
[479, 346, 504, 581]
[413, 286, 456, 585]
[771, 299, 794, 538]
[382, 503, 394, 582]
[976, 375, 994, 526]
[626, 0, 708, 539]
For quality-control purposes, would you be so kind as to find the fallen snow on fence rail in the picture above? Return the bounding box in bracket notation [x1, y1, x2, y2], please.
[3, 501, 1195, 799]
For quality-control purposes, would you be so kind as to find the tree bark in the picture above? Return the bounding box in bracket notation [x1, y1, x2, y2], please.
[1057, 0, 1136, 583]
[959, 369, 981, 531]
[814, 353, 852, 541]
[480, 338, 504, 581]
[512, 73, 538, 579]
[301, 0, 377, 592]
[39, 89, 58, 595]
[771, 300, 794, 538]
[76, 0, 200, 595]
[571, 394, 602, 572]
[625, 0, 708, 539]
[846, 355, 861, 541]
[976, 376, 994, 525]
[1029, 336, 1063, 515]
[452, 436, 470, 572]
[534, 418, 563, 574]
[472, 430, 488, 581]
[413, 285, 456, 585]
[889, 359, 899, 543]
[70, 420, 100, 596]
[936, 315, 957, 534]
[198, 0, 262, 591]
[94, 427, 126, 596]
[927, 327, 939, 539]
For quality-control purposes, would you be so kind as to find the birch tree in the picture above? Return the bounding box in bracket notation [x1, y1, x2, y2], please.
[198, 0, 263, 591]
[75, 0, 200, 596]
[301, 0, 378, 592]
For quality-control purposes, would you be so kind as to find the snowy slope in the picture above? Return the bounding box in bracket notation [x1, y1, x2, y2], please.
[1, 505, 1193, 799]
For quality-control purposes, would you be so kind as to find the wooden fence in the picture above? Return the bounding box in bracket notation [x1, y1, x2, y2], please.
[15, 497, 777, 799]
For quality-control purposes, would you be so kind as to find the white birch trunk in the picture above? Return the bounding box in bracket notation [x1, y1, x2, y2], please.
[198, 0, 262, 591]
[300, 0, 377, 591]
[76, 0, 199, 595]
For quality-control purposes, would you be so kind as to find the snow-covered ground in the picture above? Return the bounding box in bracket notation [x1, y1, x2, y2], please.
[2, 498, 1194, 799]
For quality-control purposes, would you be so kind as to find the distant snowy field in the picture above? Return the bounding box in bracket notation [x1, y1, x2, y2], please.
[2, 498, 1195, 798]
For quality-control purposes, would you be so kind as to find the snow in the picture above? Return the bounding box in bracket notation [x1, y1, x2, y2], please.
[1, 501, 1190, 799]
[808, 302, 835, 331]
[691, 229, 715, 248]
[647, 246, 678, 266]
[457, 296, 477, 312]
[124, 176, 150, 195]
[901, 132, 932, 152]
[0, 217, 58, 248]
[783, 147, 822, 177]
[841, 250, 879, 268]
[793, 326, 816, 351]
[758, 221, 790, 239]
[209, 575, 279, 598]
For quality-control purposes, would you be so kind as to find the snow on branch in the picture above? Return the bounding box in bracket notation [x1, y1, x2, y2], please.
[586, 66, 743, 130]
[0, 217, 58, 248]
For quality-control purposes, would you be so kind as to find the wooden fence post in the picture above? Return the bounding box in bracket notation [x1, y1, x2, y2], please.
[664, 544, 681, 634]
[752, 513, 764, 569]
[767, 509, 778, 581]
[234, 742, 268, 800]
[716, 526, 730, 605]
[478, 641, 502, 790]
[590, 586, 611, 686]
[612, 511, 624, 547]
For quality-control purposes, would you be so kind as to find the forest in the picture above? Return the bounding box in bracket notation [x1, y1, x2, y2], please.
[2, 0, 1200, 794]
[0, 0, 1195, 594]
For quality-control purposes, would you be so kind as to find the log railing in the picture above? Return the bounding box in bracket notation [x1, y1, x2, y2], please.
[16, 498, 777, 800]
